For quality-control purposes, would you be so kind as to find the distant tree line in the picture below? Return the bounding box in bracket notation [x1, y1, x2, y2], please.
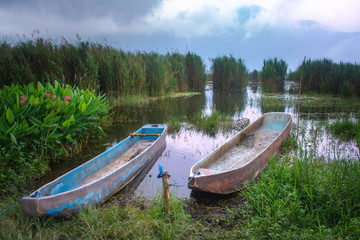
[0, 39, 207, 96]
[288, 58, 360, 97]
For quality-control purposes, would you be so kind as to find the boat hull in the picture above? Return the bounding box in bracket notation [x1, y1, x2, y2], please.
[188, 112, 291, 194]
[22, 124, 166, 216]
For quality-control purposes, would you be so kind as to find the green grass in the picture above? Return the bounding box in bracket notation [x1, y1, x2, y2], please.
[233, 150, 360, 239]
[2, 138, 360, 239]
[110, 92, 201, 105]
[261, 93, 360, 111]
[327, 120, 360, 140]
[0, 192, 234, 240]
[188, 110, 235, 135]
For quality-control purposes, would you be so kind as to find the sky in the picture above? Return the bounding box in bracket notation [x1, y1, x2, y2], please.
[0, 0, 359, 71]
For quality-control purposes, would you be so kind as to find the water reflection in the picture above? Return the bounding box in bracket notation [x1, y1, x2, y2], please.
[36, 82, 360, 199]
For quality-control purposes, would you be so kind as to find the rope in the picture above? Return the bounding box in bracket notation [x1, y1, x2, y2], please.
[0, 191, 39, 218]
[0, 197, 23, 218]
[157, 164, 200, 187]
[167, 172, 200, 187]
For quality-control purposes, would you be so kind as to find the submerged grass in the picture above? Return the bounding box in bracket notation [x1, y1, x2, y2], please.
[188, 110, 235, 135]
[261, 93, 360, 111]
[327, 120, 360, 140]
[110, 92, 201, 105]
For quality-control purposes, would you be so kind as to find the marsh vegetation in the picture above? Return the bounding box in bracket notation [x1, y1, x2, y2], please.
[1, 38, 360, 239]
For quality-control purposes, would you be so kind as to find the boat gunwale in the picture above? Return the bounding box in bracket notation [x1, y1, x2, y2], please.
[22, 124, 167, 200]
[190, 112, 292, 178]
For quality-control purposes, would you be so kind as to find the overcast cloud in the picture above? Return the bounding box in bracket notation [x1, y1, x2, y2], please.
[0, 0, 359, 70]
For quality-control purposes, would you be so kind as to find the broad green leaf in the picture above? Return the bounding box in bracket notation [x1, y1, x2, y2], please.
[29, 117, 43, 127]
[37, 81, 44, 92]
[49, 133, 63, 139]
[63, 119, 72, 127]
[34, 128, 40, 134]
[80, 102, 87, 112]
[5, 122, 18, 134]
[66, 134, 72, 140]
[6, 108, 14, 124]
[0, 118, 9, 133]
[25, 125, 37, 135]
[10, 133, 17, 144]
[97, 126, 106, 136]
[43, 111, 55, 123]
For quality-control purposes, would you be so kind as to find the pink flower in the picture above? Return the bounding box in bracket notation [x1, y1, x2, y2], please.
[66, 101, 69, 104]
[45, 93, 51, 97]
[20, 96, 26, 100]
[64, 95, 71, 100]
[20, 100, 25, 104]
[33, 101, 38, 104]
[52, 95, 56, 98]
[61, 100, 64, 103]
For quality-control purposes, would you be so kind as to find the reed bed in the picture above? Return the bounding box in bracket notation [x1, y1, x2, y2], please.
[288, 58, 360, 97]
[211, 55, 248, 90]
[0, 39, 206, 96]
[261, 57, 288, 93]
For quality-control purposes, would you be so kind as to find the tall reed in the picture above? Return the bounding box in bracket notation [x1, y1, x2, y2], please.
[261, 57, 288, 92]
[237, 150, 360, 239]
[288, 58, 360, 97]
[211, 55, 248, 90]
[0, 39, 207, 96]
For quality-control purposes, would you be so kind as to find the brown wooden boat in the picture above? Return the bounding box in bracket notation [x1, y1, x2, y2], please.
[188, 112, 292, 194]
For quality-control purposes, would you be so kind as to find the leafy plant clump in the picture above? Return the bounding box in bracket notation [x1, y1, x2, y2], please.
[235, 151, 360, 239]
[0, 81, 109, 193]
[188, 111, 235, 135]
[327, 120, 360, 140]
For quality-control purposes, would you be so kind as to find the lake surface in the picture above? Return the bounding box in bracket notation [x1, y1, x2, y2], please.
[37, 82, 360, 199]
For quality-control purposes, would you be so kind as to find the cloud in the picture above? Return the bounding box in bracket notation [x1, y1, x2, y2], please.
[0, 0, 162, 37]
[0, 0, 359, 72]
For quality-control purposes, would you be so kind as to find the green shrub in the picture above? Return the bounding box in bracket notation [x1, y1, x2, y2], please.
[0, 81, 109, 192]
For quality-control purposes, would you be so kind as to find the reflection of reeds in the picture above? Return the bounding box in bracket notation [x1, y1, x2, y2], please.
[0, 39, 206, 97]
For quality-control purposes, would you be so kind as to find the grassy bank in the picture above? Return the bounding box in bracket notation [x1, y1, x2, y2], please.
[1, 144, 359, 239]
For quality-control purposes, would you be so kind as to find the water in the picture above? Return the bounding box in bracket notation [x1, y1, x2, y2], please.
[36, 82, 360, 200]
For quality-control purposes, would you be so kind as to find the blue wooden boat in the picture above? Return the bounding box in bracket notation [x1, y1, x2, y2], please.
[21, 124, 167, 216]
[188, 112, 291, 194]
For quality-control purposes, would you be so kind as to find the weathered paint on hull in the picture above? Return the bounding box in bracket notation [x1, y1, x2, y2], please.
[22, 124, 167, 216]
[188, 113, 292, 194]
